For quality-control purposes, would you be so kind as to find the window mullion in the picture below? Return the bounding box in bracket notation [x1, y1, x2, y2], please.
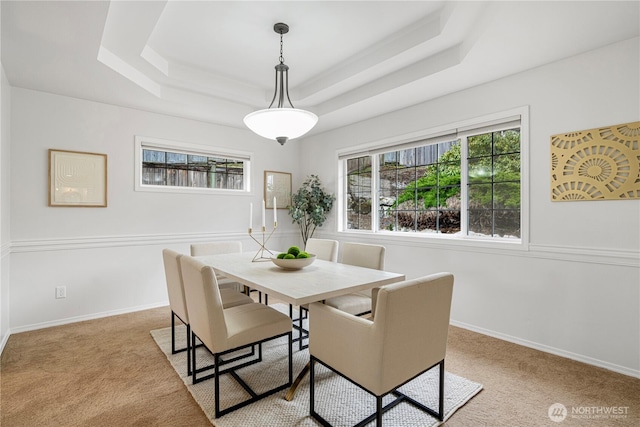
[492, 133, 498, 237]
[414, 158, 418, 232]
[372, 154, 379, 231]
[460, 136, 469, 236]
[341, 160, 347, 231]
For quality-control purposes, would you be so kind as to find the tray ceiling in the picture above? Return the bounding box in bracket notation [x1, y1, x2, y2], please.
[2, 1, 638, 136]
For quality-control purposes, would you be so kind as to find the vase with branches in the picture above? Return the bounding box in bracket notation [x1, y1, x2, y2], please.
[288, 175, 335, 246]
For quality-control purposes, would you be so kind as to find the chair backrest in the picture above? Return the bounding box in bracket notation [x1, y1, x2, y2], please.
[373, 272, 454, 394]
[341, 242, 385, 298]
[180, 255, 228, 352]
[162, 249, 189, 323]
[190, 241, 242, 256]
[305, 238, 339, 262]
[341, 242, 385, 270]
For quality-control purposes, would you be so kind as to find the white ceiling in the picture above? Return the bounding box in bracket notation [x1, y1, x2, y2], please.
[2, 1, 639, 137]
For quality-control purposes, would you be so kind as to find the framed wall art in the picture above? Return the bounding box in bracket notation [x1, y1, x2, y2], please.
[264, 170, 291, 209]
[49, 149, 108, 207]
[550, 121, 640, 201]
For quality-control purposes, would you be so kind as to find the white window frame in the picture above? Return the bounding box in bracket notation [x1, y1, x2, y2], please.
[134, 135, 252, 195]
[336, 106, 529, 250]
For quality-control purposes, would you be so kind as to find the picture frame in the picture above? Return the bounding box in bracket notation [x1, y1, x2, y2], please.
[264, 170, 292, 209]
[49, 149, 108, 207]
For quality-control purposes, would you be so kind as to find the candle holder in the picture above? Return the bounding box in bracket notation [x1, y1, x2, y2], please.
[249, 223, 277, 262]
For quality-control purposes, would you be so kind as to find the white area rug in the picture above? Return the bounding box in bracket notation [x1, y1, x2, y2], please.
[151, 304, 482, 426]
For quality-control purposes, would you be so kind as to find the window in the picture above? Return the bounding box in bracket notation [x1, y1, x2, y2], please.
[466, 128, 521, 238]
[378, 140, 462, 234]
[340, 109, 527, 243]
[135, 136, 251, 194]
[346, 156, 373, 230]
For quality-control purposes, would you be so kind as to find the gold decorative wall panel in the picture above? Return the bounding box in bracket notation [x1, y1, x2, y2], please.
[551, 121, 640, 201]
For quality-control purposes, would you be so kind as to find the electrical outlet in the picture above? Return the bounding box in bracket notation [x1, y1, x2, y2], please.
[55, 286, 66, 299]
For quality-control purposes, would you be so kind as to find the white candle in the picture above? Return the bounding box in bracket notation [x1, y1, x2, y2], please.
[273, 196, 277, 225]
[249, 202, 253, 230]
[261, 199, 266, 228]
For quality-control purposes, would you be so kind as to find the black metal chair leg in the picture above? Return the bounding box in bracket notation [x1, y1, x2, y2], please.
[171, 311, 177, 354]
[310, 357, 446, 427]
[310, 357, 315, 416]
[186, 324, 191, 375]
[438, 360, 444, 421]
[206, 333, 292, 418]
[191, 331, 197, 385]
[214, 352, 221, 418]
[299, 306, 304, 351]
[288, 332, 293, 384]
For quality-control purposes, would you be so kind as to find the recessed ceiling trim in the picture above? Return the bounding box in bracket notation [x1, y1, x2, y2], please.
[97, 46, 162, 97]
[315, 43, 464, 116]
[100, 0, 259, 110]
[141, 45, 169, 77]
[162, 62, 264, 107]
[296, 10, 445, 103]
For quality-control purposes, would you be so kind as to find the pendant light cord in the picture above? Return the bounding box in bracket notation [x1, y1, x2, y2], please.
[279, 31, 285, 65]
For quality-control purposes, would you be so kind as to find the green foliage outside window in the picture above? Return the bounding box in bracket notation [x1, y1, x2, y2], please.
[467, 130, 520, 209]
[395, 143, 462, 209]
[395, 129, 520, 210]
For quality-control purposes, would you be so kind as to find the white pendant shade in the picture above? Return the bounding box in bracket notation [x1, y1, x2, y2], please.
[244, 108, 318, 141]
[244, 23, 318, 145]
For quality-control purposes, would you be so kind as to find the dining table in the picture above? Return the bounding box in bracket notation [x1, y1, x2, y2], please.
[197, 251, 405, 305]
[196, 251, 406, 400]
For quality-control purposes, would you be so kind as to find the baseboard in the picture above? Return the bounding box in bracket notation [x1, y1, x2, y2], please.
[0, 328, 10, 355]
[450, 319, 640, 379]
[6, 301, 169, 337]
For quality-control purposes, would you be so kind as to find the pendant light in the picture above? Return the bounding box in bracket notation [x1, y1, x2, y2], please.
[243, 23, 318, 145]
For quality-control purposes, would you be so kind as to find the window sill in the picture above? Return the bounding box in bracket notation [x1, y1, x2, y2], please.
[135, 184, 249, 195]
[337, 229, 528, 252]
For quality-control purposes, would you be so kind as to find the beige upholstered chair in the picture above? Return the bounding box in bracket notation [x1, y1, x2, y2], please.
[309, 272, 454, 426]
[292, 238, 339, 350]
[190, 241, 242, 256]
[322, 242, 385, 316]
[180, 255, 293, 417]
[304, 238, 339, 262]
[190, 241, 245, 293]
[162, 249, 252, 377]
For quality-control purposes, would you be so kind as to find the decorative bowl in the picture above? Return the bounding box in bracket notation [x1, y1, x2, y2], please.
[271, 254, 317, 270]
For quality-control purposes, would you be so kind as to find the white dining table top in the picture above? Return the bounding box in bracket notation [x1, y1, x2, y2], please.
[197, 252, 406, 306]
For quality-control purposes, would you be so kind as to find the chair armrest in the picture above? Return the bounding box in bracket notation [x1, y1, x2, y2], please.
[371, 287, 380, 318]
[309, 302, 380, 385]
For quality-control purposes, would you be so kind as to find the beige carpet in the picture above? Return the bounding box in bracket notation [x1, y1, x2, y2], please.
[151, 305, 483, 426]
[3, 306, 640, 426]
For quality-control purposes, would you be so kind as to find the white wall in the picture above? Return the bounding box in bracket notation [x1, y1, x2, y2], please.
[8, 89, 301, 331]
[302, 37, 640, 377]
[3, 34, 638, 377]
[1, 64, 11, 349]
